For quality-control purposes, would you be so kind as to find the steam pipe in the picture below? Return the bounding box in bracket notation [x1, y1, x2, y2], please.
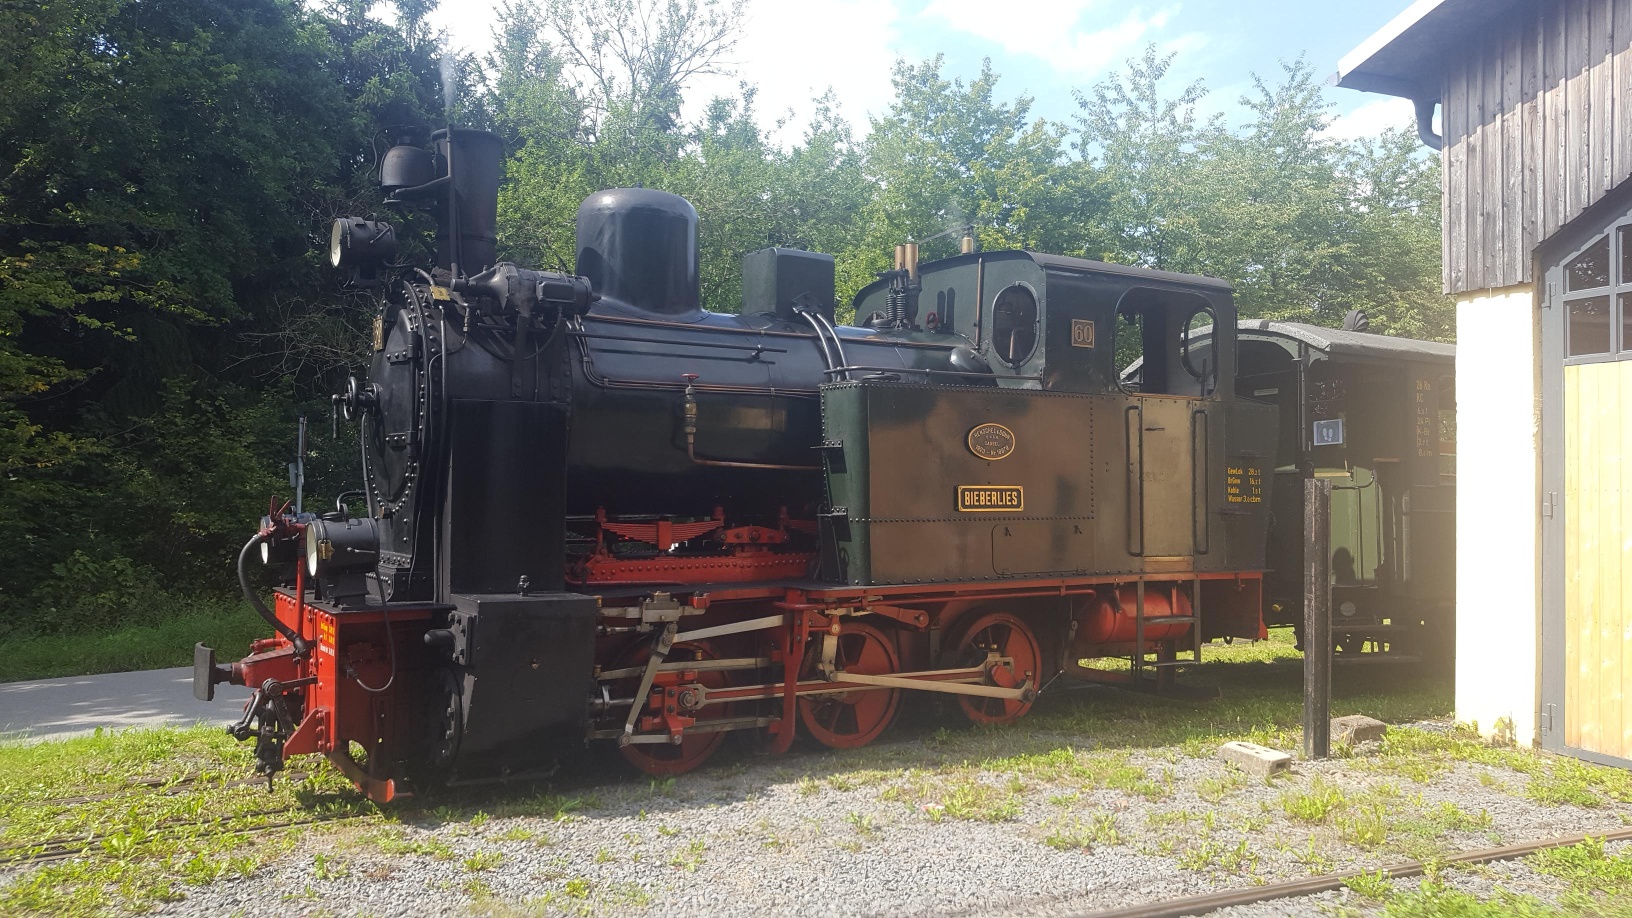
[808, 309, 851, 381]
[239, 534, 309, 657]
[796, 310, 838, 374]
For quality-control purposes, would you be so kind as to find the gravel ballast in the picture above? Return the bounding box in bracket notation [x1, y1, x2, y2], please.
[145, 717, 1632, 918]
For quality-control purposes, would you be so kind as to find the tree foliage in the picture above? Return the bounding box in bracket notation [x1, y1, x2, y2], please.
[0, 0, 1450, 636]
[1076, 48, 1448, 337]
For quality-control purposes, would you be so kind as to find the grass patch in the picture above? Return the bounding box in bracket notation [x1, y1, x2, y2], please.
[1197, 772, 1246, 803]
[0, 601, 265, 682]
[1336, 802, 1392, 850]
[1374, 879, 1567, 917]
[0, 726, 376, 916]
[463, 849, 505, 872]
[1176, 838, 1258, 875]
[667, 838, 705, 871]
[469, 879, 653, 916]
[1043, 813, 1121, 851]
[1529, 836, 1632, 912]
[1343, 868, 1393, 900]
[1355, 724, 1632, 814]
[846, 811, 878, 836]
[926, 779, 1023, 822]
[1280, 776, 1348, 823]
[353, 827, 455, 859]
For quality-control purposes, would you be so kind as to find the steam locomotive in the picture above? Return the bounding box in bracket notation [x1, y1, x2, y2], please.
[195, 128, 1453, 801]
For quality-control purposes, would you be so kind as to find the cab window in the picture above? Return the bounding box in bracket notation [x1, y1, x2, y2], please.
[1115, 287, 1219, 397]
[990, 284, 1039, 367]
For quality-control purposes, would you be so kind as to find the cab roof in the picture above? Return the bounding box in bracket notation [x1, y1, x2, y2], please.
[1239, 319, 1455, 363]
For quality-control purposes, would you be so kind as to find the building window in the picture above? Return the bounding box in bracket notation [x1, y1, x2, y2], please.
[1563, 220, 1632, 362]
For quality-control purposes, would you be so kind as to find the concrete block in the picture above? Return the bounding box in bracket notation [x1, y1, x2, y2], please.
[1332, 714, 1388, 746]
[1218, 741, 1292, 778]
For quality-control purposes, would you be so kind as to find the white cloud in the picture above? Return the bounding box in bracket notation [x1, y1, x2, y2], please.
[1324, 95, 1417, 140]
[681, 0, 902, 143]
[921, 0, 1181, 78]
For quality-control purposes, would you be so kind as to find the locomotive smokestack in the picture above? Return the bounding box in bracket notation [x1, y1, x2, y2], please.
[433, 129, 503, 276]
[379, 128, 504, 278]
[575, 188, 700, 316]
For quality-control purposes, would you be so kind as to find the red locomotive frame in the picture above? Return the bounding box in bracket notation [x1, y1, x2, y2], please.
[225, 558, 1263, 802]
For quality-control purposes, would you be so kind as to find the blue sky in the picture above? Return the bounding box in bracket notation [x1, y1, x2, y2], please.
[430, 0, 1418, 143]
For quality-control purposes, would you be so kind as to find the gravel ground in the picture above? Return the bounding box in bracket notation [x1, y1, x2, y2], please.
[146, 712, 1632, 918]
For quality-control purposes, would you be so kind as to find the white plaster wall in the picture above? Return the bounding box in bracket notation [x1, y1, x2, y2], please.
[1454, 285, 1541, 744]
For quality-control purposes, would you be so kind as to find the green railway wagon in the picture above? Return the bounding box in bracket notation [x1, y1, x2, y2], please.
[1233, 319, 1456, 662]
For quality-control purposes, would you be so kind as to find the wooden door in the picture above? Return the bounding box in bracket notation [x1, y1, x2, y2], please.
[1561, 361, 1632, 757]
[1543, 216, 1632, 766]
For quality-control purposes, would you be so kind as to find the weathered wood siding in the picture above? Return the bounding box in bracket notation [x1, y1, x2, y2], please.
[1442, 0, 1632, 295]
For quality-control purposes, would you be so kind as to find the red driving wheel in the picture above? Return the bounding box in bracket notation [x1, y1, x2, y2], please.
[610, 640, 731, 776]
[799, 621, 901, 749]
[951, 611, 1041, 725]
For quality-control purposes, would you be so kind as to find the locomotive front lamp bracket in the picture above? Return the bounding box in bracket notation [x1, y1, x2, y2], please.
[329, 217, 397, 287]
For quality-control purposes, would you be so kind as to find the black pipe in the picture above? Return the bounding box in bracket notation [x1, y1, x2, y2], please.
[795, 310, 838, 374]
[239, 534, 309, 656]
[334, 491, 365, 516]
[813, 311, 851, 377]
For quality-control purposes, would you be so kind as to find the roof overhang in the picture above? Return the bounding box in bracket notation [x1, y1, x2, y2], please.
[1335, 0, 1533, 100]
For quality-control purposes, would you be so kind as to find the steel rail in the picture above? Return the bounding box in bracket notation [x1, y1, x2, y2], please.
[1077, 825, 1632, 918]
[0, 812, 376, 869]
[6, 772, 312, 810]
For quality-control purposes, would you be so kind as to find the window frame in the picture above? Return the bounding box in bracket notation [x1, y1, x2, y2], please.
[1561, 216, 1632, 366]
[988, 282, 1040, 369]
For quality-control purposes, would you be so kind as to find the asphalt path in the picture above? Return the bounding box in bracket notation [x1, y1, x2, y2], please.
[0, 667, 253, 743]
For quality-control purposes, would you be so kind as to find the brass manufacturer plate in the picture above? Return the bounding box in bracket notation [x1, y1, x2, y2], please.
[957, 485, 1024, 512]
[967, 423, 1016, 460]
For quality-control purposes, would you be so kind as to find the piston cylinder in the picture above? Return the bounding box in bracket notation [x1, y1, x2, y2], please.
[1076, 585, 1193, 645]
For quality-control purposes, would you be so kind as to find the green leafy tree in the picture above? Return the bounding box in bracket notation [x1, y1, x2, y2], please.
[846, 57, 1100, 309]
[1078, 47, 1451, 339]
[0, 0, 442, 634]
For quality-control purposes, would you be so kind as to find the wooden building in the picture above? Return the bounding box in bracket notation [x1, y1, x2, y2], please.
[1340, 0, 1632, 765]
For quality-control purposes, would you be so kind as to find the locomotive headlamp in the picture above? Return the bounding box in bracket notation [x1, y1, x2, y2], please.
[258, 527, 302, 566]
[305, 517, 380, 577]
[329, 217, 398, 269]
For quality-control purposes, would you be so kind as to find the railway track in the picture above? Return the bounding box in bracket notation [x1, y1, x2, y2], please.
[5, 771, 313, 810]
[0, 811, 376, 870]
[1076, 824, 1632, 918]
[0, 770, 362, 871]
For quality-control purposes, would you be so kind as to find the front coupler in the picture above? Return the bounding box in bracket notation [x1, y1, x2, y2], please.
[199, 590, 432, 803]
